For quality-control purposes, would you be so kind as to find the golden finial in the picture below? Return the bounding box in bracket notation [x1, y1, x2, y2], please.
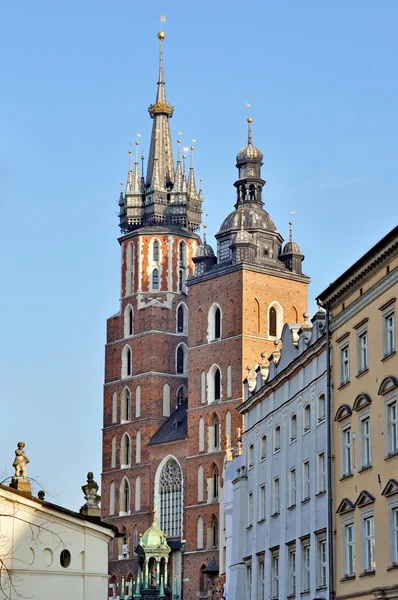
[182, 154, 186, 159]
[247, 117, 253, 123]
[135, 141, 139, 146]
[128, 149, 132, 154]
[190, 146, 194, 151]
[158, 31, 165, 39]
[177, 139, 181, 143]
[141, 155, 144, 160]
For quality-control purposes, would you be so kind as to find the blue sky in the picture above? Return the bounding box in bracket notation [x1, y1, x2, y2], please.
[0, 0, 397, 510]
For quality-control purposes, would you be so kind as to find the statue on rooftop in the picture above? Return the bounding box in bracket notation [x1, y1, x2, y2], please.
[13, 442, 29, 478]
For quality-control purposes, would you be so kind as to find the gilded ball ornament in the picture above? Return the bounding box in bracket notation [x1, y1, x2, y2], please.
[247, 117, 253, 123]
[190, 146, 194, 150]
[158, 31, 165, 39]
[128, 149, 132, 154]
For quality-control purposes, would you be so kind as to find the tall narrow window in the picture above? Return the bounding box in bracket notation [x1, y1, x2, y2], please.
[384, 310, 396, 356]
[274, 426, 281, 452]
[133, 525, 139, 554]
[303, 460, 310, 500]
[213, 466, 219, 500]
[214, 369, 221, 401]
[363, 515, 375, 571]
[260, 435, 267, 460]
[121, 434, 131, 467]
[247, 565, 253, 600]
[344, 522, 355, 576]
[340, 344, 350, 385]
[289, 468, 296, 506]
[214, 415, 220, 449]
[135, 385, 141, 418]
[360, 417, 372, 468]
[259, 560, 265, 600]
[317, 452, 326, 493]
[153, 240, 159, 262]
[177, 346, 185, 374]
[271, 554, 279, 599]
[273, 478, 280, 514]
[248, 444, 254, 468]
[135, 476, 141, 511]
[392, 507, 398, 564]
[318, 394, 326, 423]
[342, 427, 352, 476]
[136, 430, 141, 463]
[122, 346, 132, 378]
[109, 482, 115, 515]
[358, 331, 368, 372]
[121, 388, 131, 422]
[163, 383, 170, 417]
[177, 386, 186, 405]
[178, 242, 186, 267]
[197, 465, 204, 502]
[259, 484, 266, 520]
[124, 305, 134, 337]
[177, 305, 184, 332]
[387, 400, 398, 456]
[201, 371, 206, 404]
[159, 458, 182, 537]
[248, 492, 253, 526]
[227, 364, 232, 398]
[199, 417, 205, 452]
[111, 436, 116, 468]
[178, 270, 184, 292]
[289, 549, 296, 595]
[304, 404, 311, 432]
[269, 306, 277, 337]
[119, 478, 130, 514]
[112, 391, 117, 423]
[226, 410, 232, 441]
[318, 538, 327, 588]
[212, 517, 218, 548]
[290, 414, 297, 441]
[215, 308, 221, 339]
[152, 268, 159, 290]
[302, 543, 311, 592]
[197, 517, 204, 549]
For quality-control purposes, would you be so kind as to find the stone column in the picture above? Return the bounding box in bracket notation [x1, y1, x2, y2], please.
[144, 558, 149, 589]
[156, 560, 160, 587]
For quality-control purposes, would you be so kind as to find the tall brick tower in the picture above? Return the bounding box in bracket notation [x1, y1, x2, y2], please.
[102, 30, 310, 600]
[183, 118, 310, 596]
[101, 30, 202, 597]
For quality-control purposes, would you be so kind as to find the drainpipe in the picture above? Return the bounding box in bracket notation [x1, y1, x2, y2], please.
[325, 304, 334, 600]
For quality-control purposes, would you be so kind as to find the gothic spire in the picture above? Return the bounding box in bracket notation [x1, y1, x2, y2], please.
[175, 139, 183, 192]
[146, 31, 175, 189]
[187, 146, 197, 197]
[131, 141, 142, 194]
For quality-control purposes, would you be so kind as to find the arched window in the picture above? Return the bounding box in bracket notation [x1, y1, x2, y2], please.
[227, 365, 232, 398]
[122, 345, 132, 378]
[226, 411, 232, 442]
[121, 388, 131, 422]
[290, 306, 298, 323]
[159, 458, 182, 537]
[176, 344, 187, 374]
[121, 433, 131, 467]
[290, 414, 297, 441]
[176, 385, 187, 406]
[198, 465, 204, 502]
[163, 383, 170, 417]
[215, 369, 221, 401]
[111, 436, 116, 468]
[124, 305, 134, 337]
[178, 269, 185, 292]
[135, 476, 141, 511]
[208, 304, 222, 341]
[212, 517, 218, 548]
[208, 365, 222, 403]
[177, 306, 184, 332]
[133, 525, 139, 555]
[304, 404, 311, 432]
[197, 516, 204, 549]
[212, 466, 219, 500]
[269, 307, 277, 337]
[199, 417, 205, 452]
[201, 371, 206, 404]
[178, 241, 187, 267]
[112, 391, 117, 424]
[152, 268, 159, 290]
[126, 242, 134, 295]
[260, 435, 267, 460]
[109, 481, 115, 515]
[318, 394, 326, 423]
[248, 444, 254, 468]
[214, 415, 220, 450]
[119, 478, 130, 514]
[136, 431, 141, 463]
[135, 385, 141, 417]
[274, 426, 281, 452]
[153, 240, 159, 262]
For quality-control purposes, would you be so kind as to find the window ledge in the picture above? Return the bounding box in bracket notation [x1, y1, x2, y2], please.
[301, 498, 310, 504]
[317, 417, 326, 426]
[359, 570, 376, 578]
[301, 590, 310, 596]
[316, 585, 327, 591]
[340, 575, 356, 582]
[356, 368, 369, 379]
[260, 457, 267, 462]
[387, 563, 398, 572]
[382, 350, 396, 362]
[303, 428, 311, 435]
[257, 519, 266, 524]
[273, 448, 281, 454]
[385, 451, 398, 462]
[340, 473, 353, 482]
[271, 512, 280, 518]
[287, 594, 296, 599]
[288, 504, 296, 510]
[290, 437, 297, 444]
[316, 490, 326, 497]
[338, 381, 351, 391]
[358, 465, 373, 474]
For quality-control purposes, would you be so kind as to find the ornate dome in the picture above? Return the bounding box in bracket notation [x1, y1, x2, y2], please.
[140, 517, 168, 550]
[236, 143, 263, 165]
[282, 240, 302, 255]
[195, 242, 215, 257]
[219, 202, 277, 233]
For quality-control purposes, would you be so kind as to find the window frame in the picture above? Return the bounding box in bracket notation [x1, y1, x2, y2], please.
[274, 425, 281, 453]
[386, 394, 398, 457]
[302, 542, 311, 592]
[302, 460, 310, 501]
[248, 491, 253, 527]
[317, 451, 326, 493]
[259, 484, 266, 521]
[361, 512, 375, 573]
[273, 478, 280, 515]
[271, 552, 279, 599]
[289, 468, 297, 507]
[303, 404, 311, 433]
[317, 393, 326, 424]
[290, 414, 297, 442]
[288, 547, 297, 596]
[357, 327, 369, 374]
[339, 341, 350, 386]
[318, 536, 327, 588]
[383, 306, 396, 358]
[359, 413, 372, 469]
[341, 424, 353, 477]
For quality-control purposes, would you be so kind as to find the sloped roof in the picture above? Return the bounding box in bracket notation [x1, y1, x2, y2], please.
[148, 398, 188, 446]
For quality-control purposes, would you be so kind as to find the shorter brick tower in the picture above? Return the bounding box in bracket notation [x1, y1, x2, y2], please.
[183, 119, 310, 597]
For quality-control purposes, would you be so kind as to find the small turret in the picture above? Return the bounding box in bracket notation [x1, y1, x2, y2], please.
[192, 224, 217, 276]
[279, 221, 304, 274]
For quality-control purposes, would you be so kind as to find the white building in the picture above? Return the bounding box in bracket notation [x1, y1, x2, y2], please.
[224, 310, 330, 600]
[0, 474, 117, 600]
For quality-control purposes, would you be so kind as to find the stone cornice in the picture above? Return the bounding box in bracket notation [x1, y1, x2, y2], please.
[187, 261, 310, 287]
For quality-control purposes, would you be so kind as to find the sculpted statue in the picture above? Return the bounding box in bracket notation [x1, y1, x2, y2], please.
[13, 442, 29, 478]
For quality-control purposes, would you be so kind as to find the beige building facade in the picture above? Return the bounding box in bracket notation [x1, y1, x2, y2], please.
[318, 226, 398, 600]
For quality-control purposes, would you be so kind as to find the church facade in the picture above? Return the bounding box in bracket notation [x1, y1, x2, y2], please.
[101, 30, 309, 600]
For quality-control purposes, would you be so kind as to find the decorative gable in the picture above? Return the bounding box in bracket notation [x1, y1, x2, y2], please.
[334, 404, 352, 422]
[352, 393, 372, 412]
[354, 490, 375, 508]
[336, 498, 355, 515]
[381, 479, 398, 497]
[378, 376, 398, 396]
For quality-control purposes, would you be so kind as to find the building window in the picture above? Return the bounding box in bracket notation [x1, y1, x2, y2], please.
[248, 492, 253, 526]
[121, 388, 131, 422]
[318, 393, 326, 423]
[120, 433, 131, 467]
[303, 460, 310, 500]
[363, 515, 375, 572]
[226, 410, 232, 442]
[122, 345, 132, 378]
[111, 436, 116, 468]
[303, 404, 311, 432]
[384, 309, 396, 357]
[318, 538, 327, 588]
[208, 365, 221, 403]
[199, 417, 205, 452]
[177, 305, 184, 332]
[344, 522, 355, 576]
[119, 478, 130, 514]
[109, 482, 115, 515]
[247, 565, 252, 600]
[135, 385, 141, 417]
[258, 560, 265, 600]
[213, 415, 220, 449]
[163, 383, 170, 417]
[259, 484, 266, 520]
[198, 465, 204, 502]
[248, 444, 254, 468]
[176, 345, 185, 374]
[290, 414, 297, 442]
[208, 304, 222, 341]
[133, 525, 139, 555]
[317, 452, 326, 493]
[197, 516, 204, 549]
[288, 549, 296, 595]
[271, 553, 279, 599]
[152, 268, 159, 290]
[212, 466, 219, 501]
[159, 458, 182, 537]
[134, 474, 140, 510]
[342, 426, 352, 477]
[135, 430, 141, 463]
[391, 507, 398, 564]
[269, 306, 277, 337]
[358, 330, 368, 373]
[212, 517, 218, 548]
[153, 240, 159, 262]
[387, 399, 398, 456]
[339, 343, 350, 386]
[178, 269, 185, 292]
[260, 435, 267, 460]
[124, 305, 134, 337]
[274, 426, 281, 452]
[227, 364, 232, 398]
[178, 241, 186, 267]
[289, 468, 296, 506]
[201, 371, 206, 404]
[360, 416, 372, 468]
[302, 543, 311, 592]
[273, 478, 280, 514]
[112, 391, 117, 424]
